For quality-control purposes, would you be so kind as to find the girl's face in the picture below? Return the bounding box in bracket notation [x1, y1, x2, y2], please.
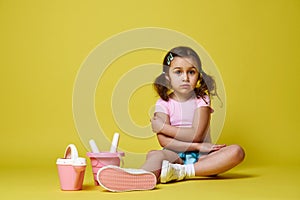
[168, 56, 199, 100]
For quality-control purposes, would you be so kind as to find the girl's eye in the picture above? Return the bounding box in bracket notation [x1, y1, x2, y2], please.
[174, 70, 181, 75]
[189, 70, 196, 75]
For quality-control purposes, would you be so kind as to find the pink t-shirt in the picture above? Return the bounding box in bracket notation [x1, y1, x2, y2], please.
[155, 96, 213, 127]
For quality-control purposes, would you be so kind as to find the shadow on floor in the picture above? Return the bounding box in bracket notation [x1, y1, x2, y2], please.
[152, 172, 259, 186]
[186, 172, 259, 181]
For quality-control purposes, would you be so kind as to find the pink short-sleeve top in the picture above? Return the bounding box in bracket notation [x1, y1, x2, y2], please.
[154, 95, 213, 127]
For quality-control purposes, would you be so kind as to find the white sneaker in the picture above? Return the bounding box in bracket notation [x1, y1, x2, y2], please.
[160, 160, 186, 183]
[97, 165, 157, 192]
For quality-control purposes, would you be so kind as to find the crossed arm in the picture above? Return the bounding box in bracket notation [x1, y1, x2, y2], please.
[151, 107, 225, 153]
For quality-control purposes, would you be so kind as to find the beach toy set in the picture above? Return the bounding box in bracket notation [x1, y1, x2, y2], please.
[56, 133, 124, 190]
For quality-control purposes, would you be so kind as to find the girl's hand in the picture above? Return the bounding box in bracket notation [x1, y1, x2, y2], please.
[151, 115, 165, 133]
[198, 143, 226, 153]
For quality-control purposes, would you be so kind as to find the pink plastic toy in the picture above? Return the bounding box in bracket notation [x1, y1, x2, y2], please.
[87, 152, 125, 185]
[56, 144, 86, 190]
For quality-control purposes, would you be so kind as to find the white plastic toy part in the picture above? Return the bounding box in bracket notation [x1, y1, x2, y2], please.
[110, 132, 120, 153]
[56, 144, 86, 166]
[89, 139, 100, 153]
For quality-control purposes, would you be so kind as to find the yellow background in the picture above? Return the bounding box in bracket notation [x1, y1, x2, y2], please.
[0, 0, 299, 199]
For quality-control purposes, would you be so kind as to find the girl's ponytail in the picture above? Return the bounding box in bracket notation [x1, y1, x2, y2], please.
[154, 72, 170, 101]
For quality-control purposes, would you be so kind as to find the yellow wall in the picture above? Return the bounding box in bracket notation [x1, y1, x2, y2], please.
[0, 0, 299, 169]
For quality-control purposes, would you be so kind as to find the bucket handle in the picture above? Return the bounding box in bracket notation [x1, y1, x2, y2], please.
[64, 144, 79, 161]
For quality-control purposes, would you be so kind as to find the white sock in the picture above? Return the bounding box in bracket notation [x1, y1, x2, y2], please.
[184, 164, 195, 178]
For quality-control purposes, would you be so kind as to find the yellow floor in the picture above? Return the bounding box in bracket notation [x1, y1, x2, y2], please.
[1, 164, 299, 200]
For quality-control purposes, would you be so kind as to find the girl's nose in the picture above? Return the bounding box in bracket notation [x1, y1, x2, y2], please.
[182, 72, 189, 81]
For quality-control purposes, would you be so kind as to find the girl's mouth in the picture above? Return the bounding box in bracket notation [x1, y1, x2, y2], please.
[180, 84, 190, 88]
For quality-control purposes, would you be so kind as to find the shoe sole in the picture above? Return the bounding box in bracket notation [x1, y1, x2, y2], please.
[97, 165, 157, 192]
[160, 160, 169, 183]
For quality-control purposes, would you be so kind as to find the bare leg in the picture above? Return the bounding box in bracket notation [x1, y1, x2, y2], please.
[194, 144, 245, 176]
[141, 149, 183, 180]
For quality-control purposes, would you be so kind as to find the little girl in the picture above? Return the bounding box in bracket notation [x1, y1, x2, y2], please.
[97, 46, 245, 192]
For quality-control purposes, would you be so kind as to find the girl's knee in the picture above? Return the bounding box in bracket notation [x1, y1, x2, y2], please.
[229, 144, 245, 163]
[146, 150, 164, 159]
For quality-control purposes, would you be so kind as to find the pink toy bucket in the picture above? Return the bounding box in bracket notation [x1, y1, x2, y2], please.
[87, 152, 125, 185]
[56, 144, 86, 190]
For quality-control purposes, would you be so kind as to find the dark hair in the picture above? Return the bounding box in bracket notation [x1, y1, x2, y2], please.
[153, 46, 217, 102]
